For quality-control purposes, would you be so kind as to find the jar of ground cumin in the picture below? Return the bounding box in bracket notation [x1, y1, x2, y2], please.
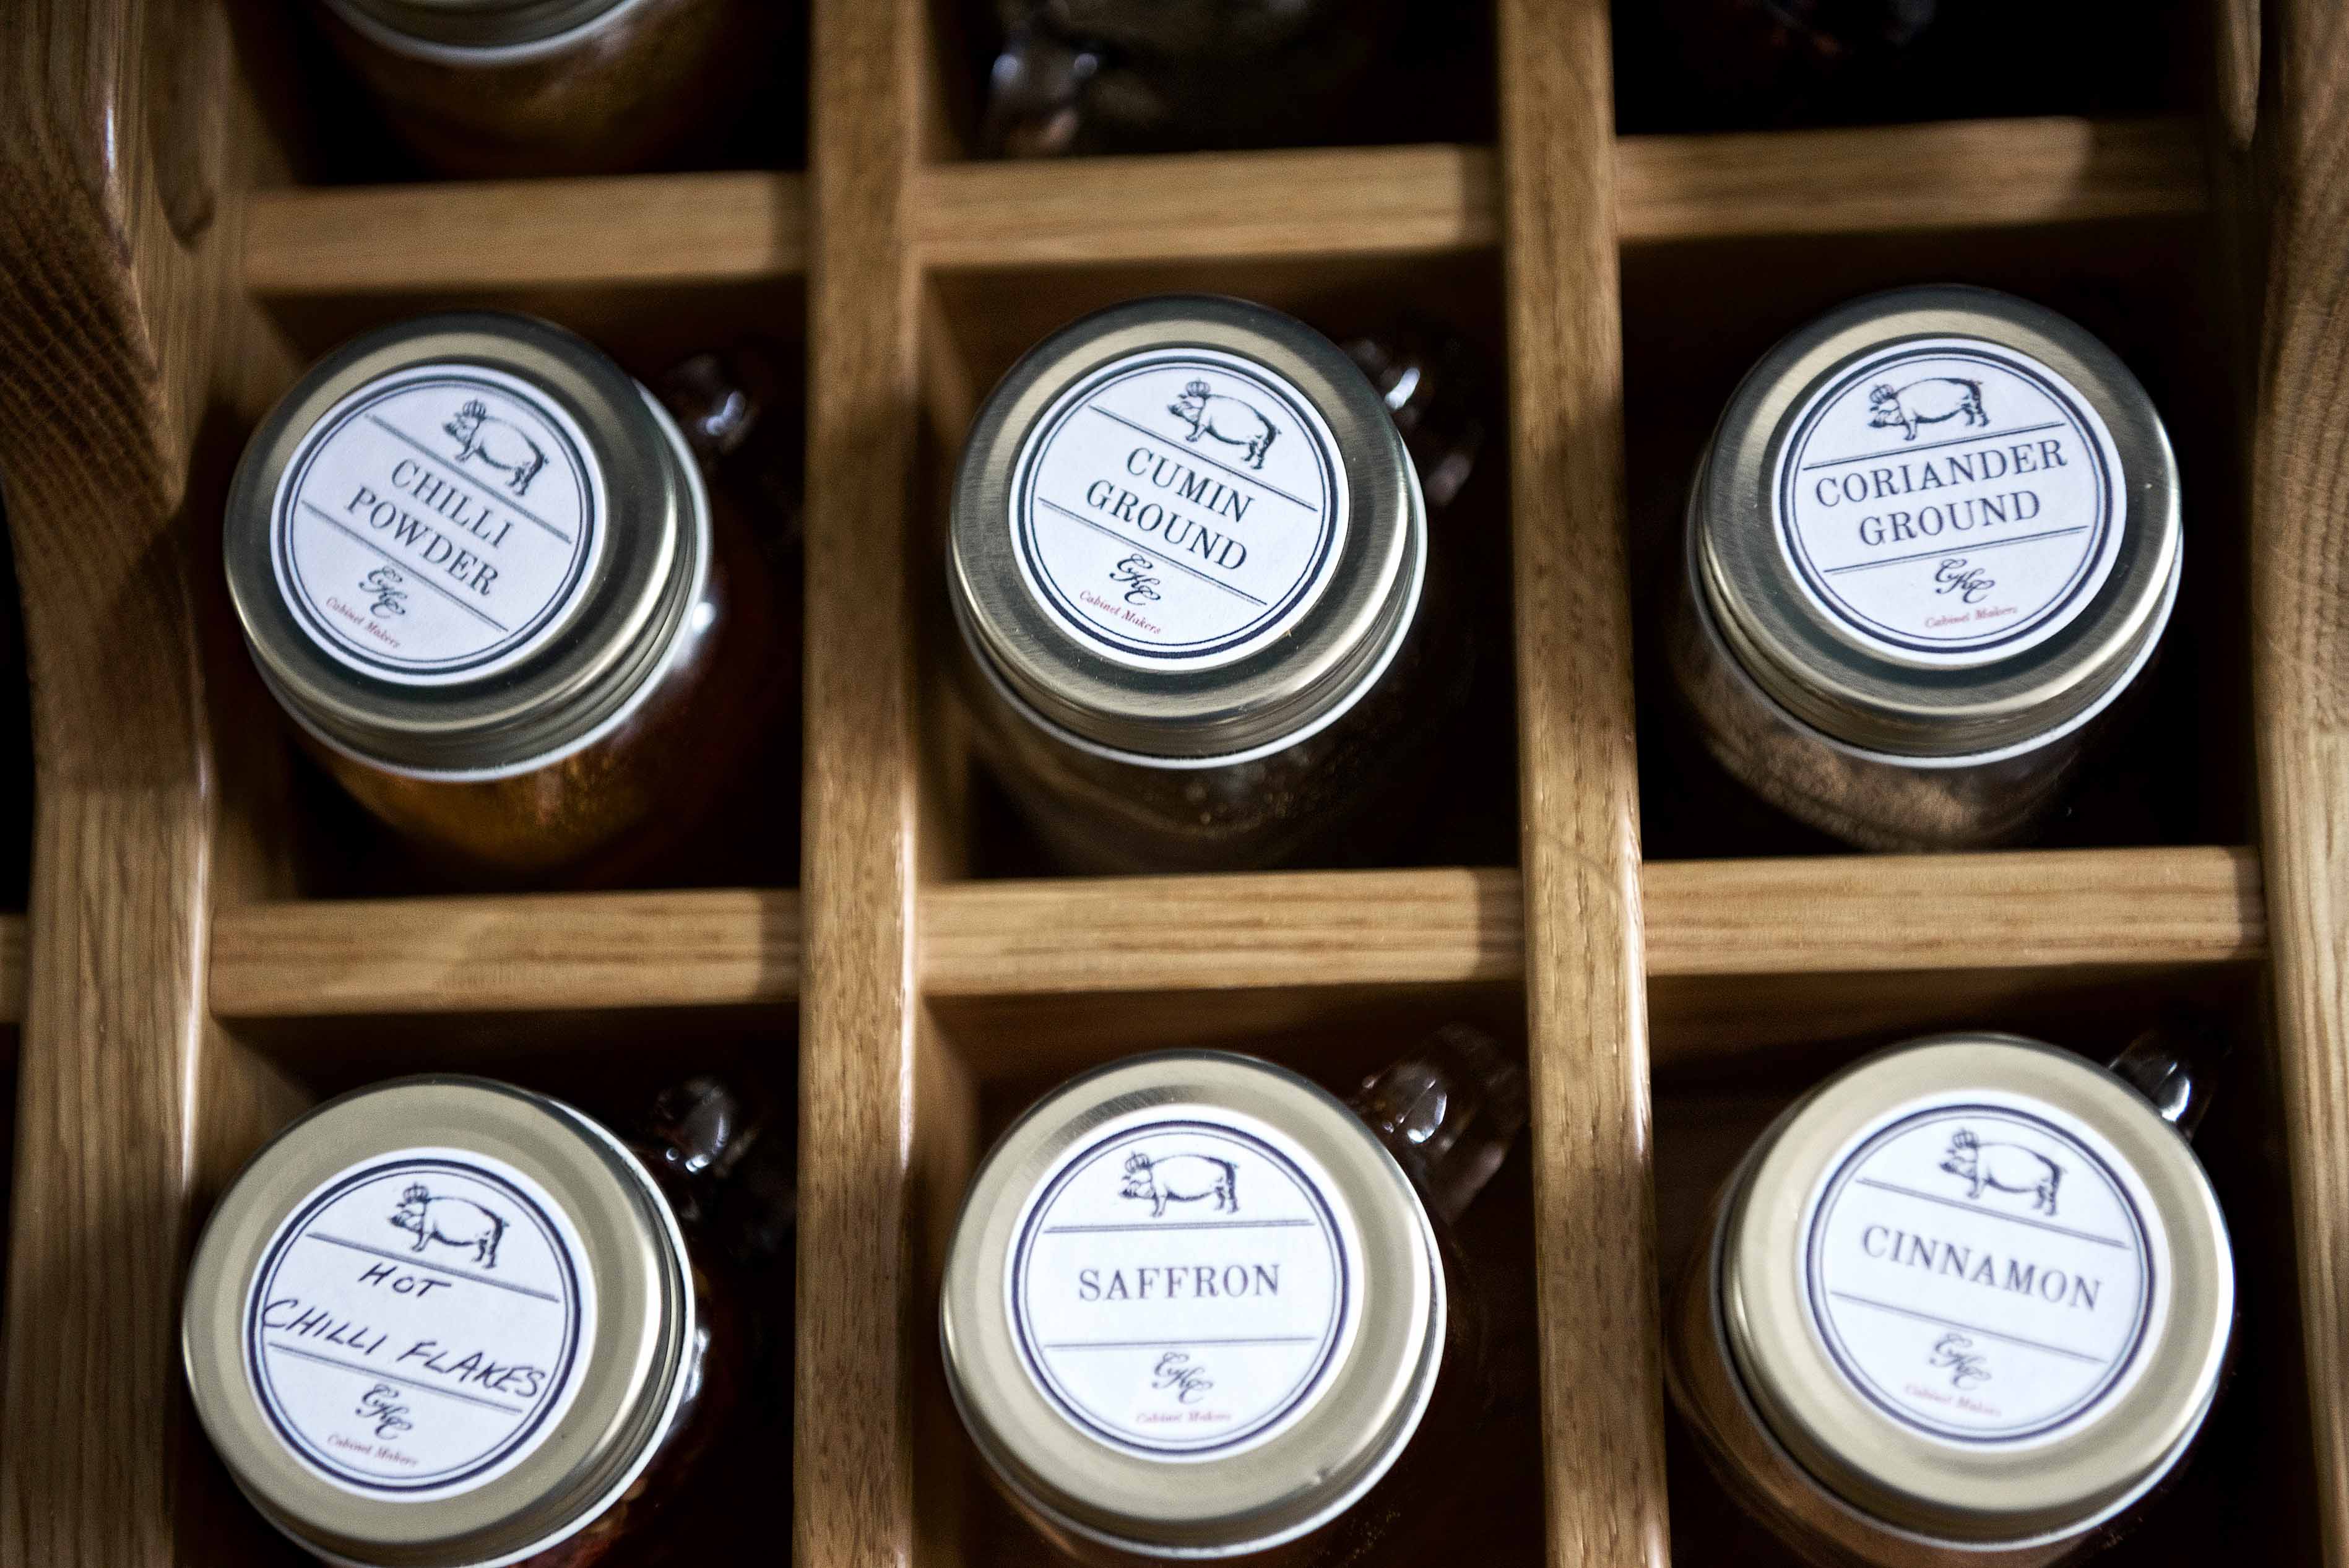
[182, 1073, 794, 1567]
[941, 1029, 1526, 1563]
[946, 295, 1477, 874]
[1667, 1033, 2233, 1566]
[315, 0, 783, 177]
[225, 311, 791, 886]
[1670, 286, 2181, 851]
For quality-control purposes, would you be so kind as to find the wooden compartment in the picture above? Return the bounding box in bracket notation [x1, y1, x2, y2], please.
[4, 2, 2348, 1567]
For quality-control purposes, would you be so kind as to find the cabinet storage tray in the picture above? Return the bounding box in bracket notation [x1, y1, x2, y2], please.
[1, 2, 2344, 1566]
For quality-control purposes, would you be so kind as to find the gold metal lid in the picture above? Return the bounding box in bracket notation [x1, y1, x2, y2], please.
[225, 311, 709, 779]
[183, 1076, 694, 1567]
[324, 0, 633, 53]
[1718, 1034, 2233, 1545]
[940, 1051, 1443, 1557]
[1693, 286, 2181, 759]
[948, 295, 1425, 765]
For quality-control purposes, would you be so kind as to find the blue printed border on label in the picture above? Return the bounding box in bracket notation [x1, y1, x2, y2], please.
[245, 1156, 587, 1494]
[275, 373, 599, 681]
[1010, 1118, 1351, 1458]
[1013, 353, 1343, 664]
[1778, 347, 2118, 659]
[1804, 1104, 2156, 1445]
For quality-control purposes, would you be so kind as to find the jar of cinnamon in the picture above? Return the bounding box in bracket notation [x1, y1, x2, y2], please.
[314, 0, 785, 177]
[946, 295, 1480, 873]
[1669, 286, 2181, 851]
[182, 1073, 794, 1567]
[224, 311, 792, 886]
[940, 1029, 1526, 1562]
[1667, 1031, 2234, 1565]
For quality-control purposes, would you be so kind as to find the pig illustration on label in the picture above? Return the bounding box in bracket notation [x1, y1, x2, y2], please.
[389, 1184, 508, 1269]
[1866, 378, 1989, 443]
[1167, 380, 1278, 471]
[1939, 1129, 2063, 1216]
[444, 399, 548, 495]
[1119, 1151, 1240, 1218]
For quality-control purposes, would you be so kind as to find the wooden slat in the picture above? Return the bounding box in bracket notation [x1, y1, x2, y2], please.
[240, 118, 2203, 299]
[204, 847, 2263, 1018]
[244, 170, 810, 294]
[2249, 2, 2349, 1559]
[1496, 2, 1670, 1564]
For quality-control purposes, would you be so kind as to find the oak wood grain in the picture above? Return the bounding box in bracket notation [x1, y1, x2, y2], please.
[797, 1, 928, 1566]
[2249, 1, 2349, 1559]
[1497, 1, 1671, 1563]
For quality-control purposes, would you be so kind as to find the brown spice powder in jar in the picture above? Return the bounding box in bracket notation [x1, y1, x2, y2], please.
[316, 0, 790, 177]
[225, 313, 797, 889]
[1671, 286, 2180, 852]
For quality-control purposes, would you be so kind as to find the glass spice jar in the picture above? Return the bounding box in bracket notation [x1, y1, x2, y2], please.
[314, 0, 785, 178]
[1667, 1031, 2234, 1566]
[941, 1028, 1527, 1563]
[980, 0, 1405, 158]
[224, 311, 794, 888]
[946, 295, 1480, 875]
[1669, 286, 2181, 851]
[182, 1073, 795, 1567]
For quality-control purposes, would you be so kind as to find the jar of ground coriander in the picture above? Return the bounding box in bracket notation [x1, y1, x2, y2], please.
[1671, 286, 2181, 851]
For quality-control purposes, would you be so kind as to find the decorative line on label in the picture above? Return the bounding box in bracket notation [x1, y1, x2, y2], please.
[243, 1149, 597, 1499]
[1772, 337, 2129, 668]
[270, 363, 607, 687]
[1007, 1108, 1362, 1462]
[1009, 347, 1350, 672]
[1801, 1096, 2167, 1449]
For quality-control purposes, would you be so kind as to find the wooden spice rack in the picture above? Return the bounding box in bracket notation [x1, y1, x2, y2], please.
[2, 1, 2345, 1564]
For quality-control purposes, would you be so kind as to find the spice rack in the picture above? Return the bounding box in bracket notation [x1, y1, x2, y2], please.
[0, 1, 2342, 1565]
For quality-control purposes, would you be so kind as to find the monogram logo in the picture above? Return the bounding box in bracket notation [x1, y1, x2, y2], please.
[1151, 1351, 1214, 1405]
[361, 565, 410, 618]
[1929, 1333, 1992, 1390]
[1109, 553, 1164, 605]
[356, 1383, 415, 1439]
[1934, 557, 1996, 605]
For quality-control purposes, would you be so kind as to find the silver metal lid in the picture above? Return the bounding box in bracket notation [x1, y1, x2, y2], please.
[941, 1051, 1444, 1557]
[324, 0, 632, 53]
[1718, 1034, 2233, 1544]
[1693, 286, 2181, 758]
[225, 311, 707, 779]
[948, 295, 1425, 764]
[183, 1076, 694, 1567]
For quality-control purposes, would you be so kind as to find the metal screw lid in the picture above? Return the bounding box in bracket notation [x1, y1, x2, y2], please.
[224, 310, 708, 779]
[1692, 286, 2181, 759]
[324, 0, 633, 53]
[941, 1051, 1445, 1557]
[182, 1076, 694, 1567]
[949, 295, 1425, 765]
[1717, 1034, 2233, 1546]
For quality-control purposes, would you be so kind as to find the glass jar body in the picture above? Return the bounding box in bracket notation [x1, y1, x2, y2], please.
[318, 0, 780, 177]
[316, 498, 791, 886]
[1666, 520, 2113, 852]
[958, 542, 1474, 875]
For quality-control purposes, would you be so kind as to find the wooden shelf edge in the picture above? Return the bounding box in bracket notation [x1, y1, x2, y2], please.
[239, 116, 2203, 300]
[244, 170, 811, 296]
[205, 845, 2259, 1020]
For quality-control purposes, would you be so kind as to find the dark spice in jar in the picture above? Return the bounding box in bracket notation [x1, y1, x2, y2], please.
[316, 0, 792, 177]
[948, 297, 1489, 875]
[225, 313, 798, 889]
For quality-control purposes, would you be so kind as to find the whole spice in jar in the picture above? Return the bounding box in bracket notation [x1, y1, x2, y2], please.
[941, 1029, 1526, 1562]
[1669, 286, 2181, 851]
[223, 311, 794, 888]
[314, 0, 789, 177]
[182, 1073, 795, 1567]
[1667, 1031, 2234, 1566]
[946, 295, 1482, 874]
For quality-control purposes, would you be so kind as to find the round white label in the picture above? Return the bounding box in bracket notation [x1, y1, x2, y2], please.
[1773, 337, 2127, 667]
[270, 363, 607, 685]
[1801, 1093, 2169, 1447]
[243, 1149, 597, 1499]
[1007, 1106, 1363, 1461]
[1009, 347, 1351, 672]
